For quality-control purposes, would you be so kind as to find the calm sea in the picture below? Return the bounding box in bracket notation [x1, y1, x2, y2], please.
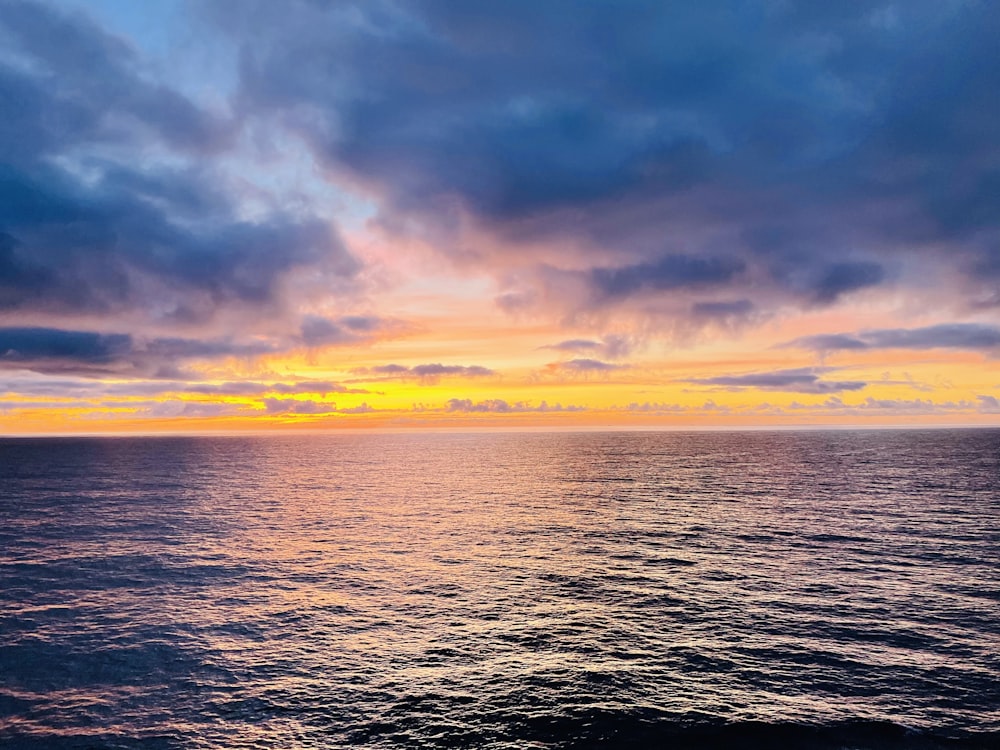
[1, 430, 998, 749]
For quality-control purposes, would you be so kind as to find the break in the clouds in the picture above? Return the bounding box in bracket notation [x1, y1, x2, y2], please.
[686, 368, 867, 394]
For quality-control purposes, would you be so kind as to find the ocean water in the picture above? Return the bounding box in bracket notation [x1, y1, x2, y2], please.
[1, 429, 998, 749]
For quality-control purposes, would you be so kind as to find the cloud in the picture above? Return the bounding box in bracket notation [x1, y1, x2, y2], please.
[0, 319, 396, 376]
[691, 299, 755, 320]
[445, 398, 584, 413]
[541, 334, 634, 359]
[0, 0, 359, 334]
[545, 339, 602, 352]
[0, 327, 132, 365]
[785, 324, 1000, 354]
[790, 396, 980, 416]
[298, 315, 397, 347]
[686, 367, 867, 393]
[0, 374, 368, 400]
[262, 398, 376, 415]
[589, 254, 745, 300]
[412, 363, 493, 378]
[202, 0, 1000, 323]
[977, 395, 1000, 413]
[0, 326, 286, 376]
[262, 398, 339, 415]
[782, 334, 870, 353]
[354, 363, 495, 383]
[619, 401, 689, 414]
[863, 325, 1000, 351]
[187, 381, 368, 396]
[810, 262, 886, 305]
[549, 358, 626, 373]
[140, 401, 249, 418]
[616, 399, 730, 414]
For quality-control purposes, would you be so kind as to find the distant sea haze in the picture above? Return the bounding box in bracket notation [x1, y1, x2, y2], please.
[1, 430, 998, 749]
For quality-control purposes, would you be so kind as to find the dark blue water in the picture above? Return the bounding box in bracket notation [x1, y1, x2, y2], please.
[1, 430, 998, 748]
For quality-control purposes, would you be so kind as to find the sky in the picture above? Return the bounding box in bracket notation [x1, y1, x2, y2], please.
[0, 0, 999, 433]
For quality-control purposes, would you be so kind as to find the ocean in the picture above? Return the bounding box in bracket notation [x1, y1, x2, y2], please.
[1, 430, 998, 748]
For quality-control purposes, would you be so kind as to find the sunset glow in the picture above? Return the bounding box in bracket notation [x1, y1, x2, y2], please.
[2, 1, 999, 433]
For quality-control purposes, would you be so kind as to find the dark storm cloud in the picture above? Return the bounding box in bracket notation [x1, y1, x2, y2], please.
[0, 322, 384, 377]
[809, 262, 886, 305]
[691, 299, 754, 320]
[0, 327, 131, 364]
[0, 326, 289, 375]
[786, 324, 1000, 354]
[0, 1, 357, 326]
[205, 0, 1000, 316]
[589, 255, 745, 299]
[686, 368, 867, 394]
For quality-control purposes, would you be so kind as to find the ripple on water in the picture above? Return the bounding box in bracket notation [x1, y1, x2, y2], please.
[1, 429, 999, 748]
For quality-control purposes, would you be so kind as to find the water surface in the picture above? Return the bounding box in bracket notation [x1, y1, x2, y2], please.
[1, 430, 998, 748]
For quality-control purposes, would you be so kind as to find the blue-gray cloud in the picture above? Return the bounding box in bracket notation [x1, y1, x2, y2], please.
[545, 339, 601, 352]
[0, 0, 358, 329]
[691, 299, 755, 320]
[299, 315, 394, 346]
[204, 0, 1000, 316]
[551, 358, 625, 373]
[686, 367, 867, 394]
[0, 326, 280, 375]
[4, 0, 998, 358]
[0, 327, 132, 365]
[810, 262, 886, 305]
[786, 324, 1000, 354]
[0, 324, 383, 377]
[542, 334, 633, 359]
[590, 255, 745, 299]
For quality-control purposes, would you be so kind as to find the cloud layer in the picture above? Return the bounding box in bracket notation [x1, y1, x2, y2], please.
[205, 0, 1000, 323]
[2, 1, 999, 429]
